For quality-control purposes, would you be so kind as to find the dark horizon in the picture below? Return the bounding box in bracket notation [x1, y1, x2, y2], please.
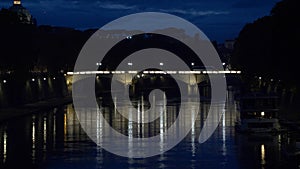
[0, 0, 280, 42]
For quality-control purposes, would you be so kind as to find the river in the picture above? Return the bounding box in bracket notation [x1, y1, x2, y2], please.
[0, 90, 299, 169]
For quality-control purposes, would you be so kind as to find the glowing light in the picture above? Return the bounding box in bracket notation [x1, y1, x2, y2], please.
[128, 62, 133, 66]
[32, 120, 35, 146]
[43, 78, 46, 81]
[222, 63, 226, 66]
[3, 131, 7, 163]
[261, 111, 265, 117]
[128, 71, 137, 74]
[159, 62, 164, 66]
[32, 117, 36, 162]
[43, 117, 47, 145]
[166, 71, 177, 74]
[261, 144, 266, 165]
[13, 0, 21, 5]
[63, 70, 242, 76]
[259, 77, 262, 80]
[219, 71, 231, 74]
[137, 75, 140, 78]
[32, 78, 35, 82]
[53, 77, 56, 80]
[191, 62, 195, 66]
[96, 62, 102, 66]
[3, 80, 7, 83]
[64, 113, 67, 139]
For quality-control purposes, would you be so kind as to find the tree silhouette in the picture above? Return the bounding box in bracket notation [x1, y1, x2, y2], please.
[232, 0, 299, 87]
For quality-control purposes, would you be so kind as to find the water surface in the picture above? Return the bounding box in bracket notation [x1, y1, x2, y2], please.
[0, 91, 298, 169]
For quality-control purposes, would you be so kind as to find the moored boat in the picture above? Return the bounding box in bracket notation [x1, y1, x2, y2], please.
[235, 92, 282, 133]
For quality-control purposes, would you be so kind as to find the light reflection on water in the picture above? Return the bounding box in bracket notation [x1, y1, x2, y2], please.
[0, 91, 299, 169]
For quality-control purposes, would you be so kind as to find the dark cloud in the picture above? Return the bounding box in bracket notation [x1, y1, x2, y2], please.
[232, 0, 280, 9]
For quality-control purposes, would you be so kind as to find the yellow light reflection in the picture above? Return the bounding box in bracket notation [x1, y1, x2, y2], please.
[222, 110, 227, 156]
[96, 109, 103, 145]
[141, 96, 145, 138]
[3, 131, 7, 163]
[191, 106, 196, 156]
[159, 107, 164, 152]
[128, 108, 133, 156]
[137, 102, 140, 137]
[32, 117, 36, 162]
[64, 113, 67, 141]
[32, 122, 35, 145]
[53, 114, 56, 147]
[43, 117, 47, 150]
[261, 144, 266, 167]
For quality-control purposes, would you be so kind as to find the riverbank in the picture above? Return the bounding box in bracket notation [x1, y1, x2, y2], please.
[0, 96, 72, 122]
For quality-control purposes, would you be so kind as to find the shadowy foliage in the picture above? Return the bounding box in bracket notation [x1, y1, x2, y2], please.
[0, 9, 92, 74]
[232, 0, 299, 87]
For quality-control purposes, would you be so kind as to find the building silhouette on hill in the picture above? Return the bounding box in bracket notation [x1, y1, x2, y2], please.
[8, 0, 36, 25]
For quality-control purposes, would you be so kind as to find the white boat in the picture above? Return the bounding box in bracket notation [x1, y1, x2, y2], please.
[235, 92, 282, 133]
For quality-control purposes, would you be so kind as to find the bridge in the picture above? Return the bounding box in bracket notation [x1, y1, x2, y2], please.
[67, 70, 241, 95]
[67, 70, 241, 84]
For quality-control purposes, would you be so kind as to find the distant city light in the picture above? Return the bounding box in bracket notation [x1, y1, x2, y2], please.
[43, 78, 47, 81]
[259, 77, 262, 80]
[53, 77, 56, 80]
[261, 111, 265, 117]
[3, 80, 7, 83]
[96, 62, 102, 66]
[13, 0, 21, 5]
[32, 78, 35, 82]
[159, 62, 164, 66]
[128, 62, 133, 66]
[191, 62, 195, 66]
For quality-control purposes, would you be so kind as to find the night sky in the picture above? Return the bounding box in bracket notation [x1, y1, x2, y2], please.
[0, 0, 280, 42]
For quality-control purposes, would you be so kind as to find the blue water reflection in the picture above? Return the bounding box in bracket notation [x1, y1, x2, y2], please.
[0, 91, 299, 169]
